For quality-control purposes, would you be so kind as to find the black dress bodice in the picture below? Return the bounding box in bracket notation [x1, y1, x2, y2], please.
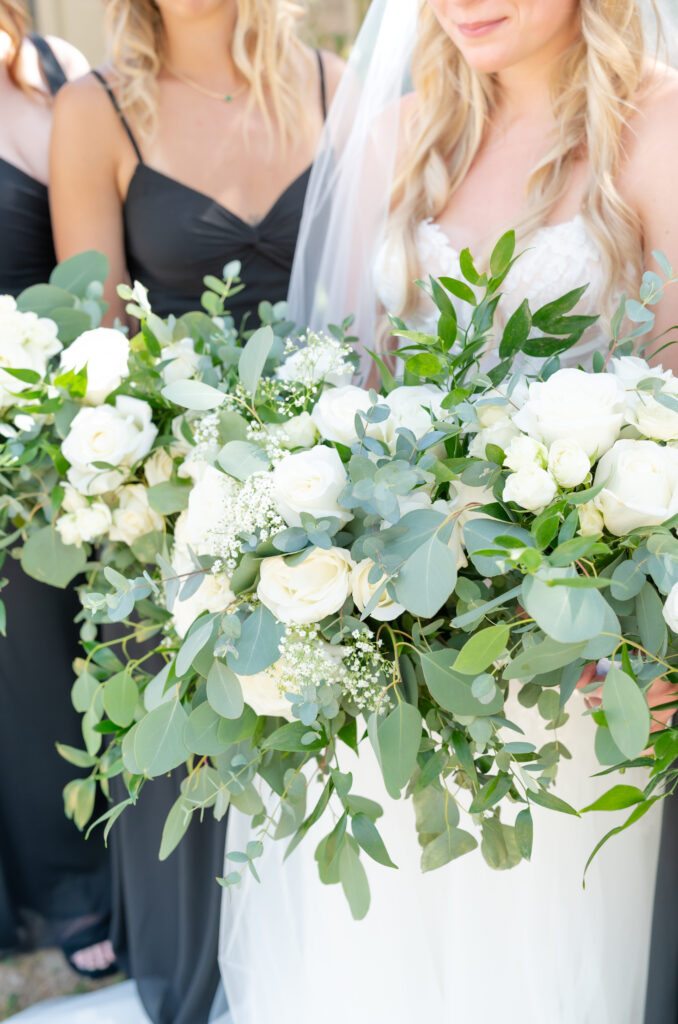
[0, 35, 67, 296]
[92, 54, 326, 322]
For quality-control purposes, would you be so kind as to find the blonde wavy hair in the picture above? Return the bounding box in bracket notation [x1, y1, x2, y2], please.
[389, 0, 655, 317]
[0, 0, 31, 92]
[104, 0, 311, 142]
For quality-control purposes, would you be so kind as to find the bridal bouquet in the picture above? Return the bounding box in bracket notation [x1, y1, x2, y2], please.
[3, 236, 678, 919]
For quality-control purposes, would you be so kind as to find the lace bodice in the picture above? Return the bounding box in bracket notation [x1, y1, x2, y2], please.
[374, 215, 616, 370]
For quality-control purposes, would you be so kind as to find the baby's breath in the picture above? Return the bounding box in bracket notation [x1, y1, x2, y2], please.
[207, 473, 284, 572]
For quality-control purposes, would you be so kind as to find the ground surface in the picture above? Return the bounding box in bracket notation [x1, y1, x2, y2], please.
[0, 949, 121, 1019]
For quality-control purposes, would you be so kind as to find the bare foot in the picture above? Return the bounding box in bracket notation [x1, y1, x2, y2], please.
[69, 939, 116, 974]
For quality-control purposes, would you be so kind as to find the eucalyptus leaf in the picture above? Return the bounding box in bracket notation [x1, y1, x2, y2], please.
[20, 526, 87, 588]
[377, 702, 422, 799]
[162, 379, 226, 411]
[602, 666, 650, 760]
[207, 660, 244, 719]
[239, 325, 274, 394]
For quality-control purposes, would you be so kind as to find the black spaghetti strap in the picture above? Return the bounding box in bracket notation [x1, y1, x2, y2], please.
[316, 49, 327, 122]
[29, 34, 67, 96]
[91, 69, 143, 163]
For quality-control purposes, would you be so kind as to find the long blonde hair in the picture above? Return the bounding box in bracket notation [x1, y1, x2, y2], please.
[0, 0, 31, 92]
[104, 0, 310, 142]
[389, 0, 652, 316]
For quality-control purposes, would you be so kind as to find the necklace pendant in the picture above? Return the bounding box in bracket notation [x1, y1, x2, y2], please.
[225, 94, 232, 102]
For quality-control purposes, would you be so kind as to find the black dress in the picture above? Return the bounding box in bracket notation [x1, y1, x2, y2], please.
[0, 37, 111, 958]
[91, 56, 327, 1024]
[644, 791, 678, 1023]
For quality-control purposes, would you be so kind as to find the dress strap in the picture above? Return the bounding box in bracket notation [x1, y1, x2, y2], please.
[90, 69, 143, 163]
[315, 49, 327, 122]
[29, 34, 67, 96]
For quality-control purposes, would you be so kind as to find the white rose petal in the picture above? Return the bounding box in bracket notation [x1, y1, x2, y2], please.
[547, 439, 591, 488]
[56, 501, 112, 548]
[109, 485, 164, 545]
[272, 446, 351, 528]
[236, 661, 295, 720]
[504, 435, 548, 473]
[170, 546, 234, 637]
[145, 448, 175, 486]
[60, 328, 130, 405]
[578, 501, 605, 537]
[311, 385, 372, 446]
[275, 412, 318, 450]
[384, 385, 445, 447]
[351, 559, 404, 621]
[258, 546, 354, 624]
[627, 377, 678, 442]
[513, 367, 625, 458]
[593, 439, 678, 535]
[611, 356, 669, 399]
[503, 466, 558, 513]
[662, 582, 678, 633]
[160, 337, 202, 386]
[469, 418, 521, 459]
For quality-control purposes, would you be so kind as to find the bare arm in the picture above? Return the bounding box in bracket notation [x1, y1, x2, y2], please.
[625, 70, 678, 373]
[49, 75, 131, 324]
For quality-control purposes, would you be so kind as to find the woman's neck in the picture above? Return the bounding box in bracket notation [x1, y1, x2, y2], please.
[160, 2, 240, 83]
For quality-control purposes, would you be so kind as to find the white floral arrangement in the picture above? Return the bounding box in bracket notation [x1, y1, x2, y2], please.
[3, 237, 678, 920]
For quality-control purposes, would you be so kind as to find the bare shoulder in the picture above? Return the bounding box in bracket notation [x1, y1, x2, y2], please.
[51, 69, 124, 167]
[44, 35, 90, 79]
[623, 64, 678, 196]
[318, 48, 346, 106]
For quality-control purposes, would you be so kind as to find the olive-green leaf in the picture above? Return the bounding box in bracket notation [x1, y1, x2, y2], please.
[207, 660, 244, 720]
[20, 526, 87, 588]
[454, 624, 509, 677]
[102, 669, 138, 728]
[159, 796, 193, 861]
[580, 784, 646, 814]
[351, 813, 397, 869]
[339, 839, 371, 920]
[377, 702, 422, 799]
[421, 828, 477, 872]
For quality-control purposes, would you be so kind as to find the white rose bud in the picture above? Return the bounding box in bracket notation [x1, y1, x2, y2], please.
[109, 485, 164, 545]
[627, 377, 678, 442]
[503, 466, 558, 513]
[547, 439, 590, 488]
[272, 446, 351, 527]
[513, 367, 625, 458]
[56, 502, 112, 548]
[278, 412, 318, 450]
[160, 337, 202, 386]
[662, 582, 678, 633]
[60, 328, 130, 405]
[578, 502, 605, 537]
[504, 435, 548, 473]
[351, 559, 405, 621]
[385, 385, 445, 447]
[258, 547, 354, 625]
[593, 438, 678, 535]
[236, 661, 295, 720]
[145, 448, 174, 486]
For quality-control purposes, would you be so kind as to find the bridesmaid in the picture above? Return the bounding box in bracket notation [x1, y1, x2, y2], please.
[49, 2, 342, 1022]
[0, 1, 115, 976]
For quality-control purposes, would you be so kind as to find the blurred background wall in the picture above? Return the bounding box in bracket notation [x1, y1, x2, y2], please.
[26, 0, 369, 66]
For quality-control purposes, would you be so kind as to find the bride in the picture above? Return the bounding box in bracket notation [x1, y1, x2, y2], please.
[219, 2, 678, 1023]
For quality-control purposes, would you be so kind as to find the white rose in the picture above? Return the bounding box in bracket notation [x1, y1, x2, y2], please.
[61, 484, 88, 514]
[504, 434, 548, 472]
[276, 340, 352, 388]
[384, 385, 445, 447]
[513, 368, 625, 458]
[547, 439, 591, 488]
[276, 412, 318, 450]
[56, 501, 112, 548]
[662, 582, 678, 633]
[578, 502, 605, 536]
[145, 448, 174, 486]
[170, 546, 235, 638]
[437, 481, 495, 569]
[469, 417, 521, 459]
[62, 395, 158, 495]
[627, 377, 678, 442]
[109, 485, 164, 545]
[352, 559, 405, 621]
[169, 414, 194, 458]
[593, 439, 678, 535]
[174, 466, 235, 556]
[311, 385, 372, 446]
[611, 356, 669, 398]
[160, 337, 202, 386]
[0, 337, 48, 409]
[60, 328, 130, 405]
[503, 466, 558, 513]
[258, 546, 354, 625]
[273, 446, 350, 527]
[236, 661, 295, 720]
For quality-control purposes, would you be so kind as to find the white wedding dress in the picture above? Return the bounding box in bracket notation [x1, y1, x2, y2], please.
[218, 216, 664, 1024]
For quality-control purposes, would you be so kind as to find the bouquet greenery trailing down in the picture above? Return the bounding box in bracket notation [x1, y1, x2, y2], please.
[2, 235, 678, 919]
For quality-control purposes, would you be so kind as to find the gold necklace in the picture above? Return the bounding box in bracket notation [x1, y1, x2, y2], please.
[165, 64, 247, 104]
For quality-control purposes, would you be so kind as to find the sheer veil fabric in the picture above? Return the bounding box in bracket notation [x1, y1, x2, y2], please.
[219, 2, 678, 1023]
